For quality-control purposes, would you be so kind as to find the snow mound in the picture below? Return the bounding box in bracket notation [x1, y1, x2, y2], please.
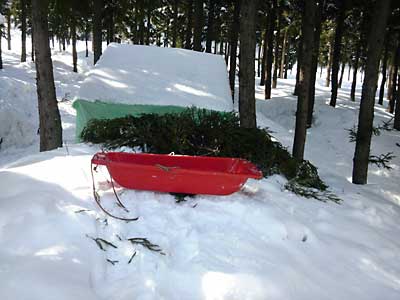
[0, 72, 38, 150]
[78, 44, 233, 111]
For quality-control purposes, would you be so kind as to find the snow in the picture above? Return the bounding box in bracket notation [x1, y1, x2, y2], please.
[1, 30, 400, 299]
[78, 43, 233, 112]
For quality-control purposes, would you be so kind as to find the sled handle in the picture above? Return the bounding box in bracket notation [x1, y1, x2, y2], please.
[92, 152, 109, 166]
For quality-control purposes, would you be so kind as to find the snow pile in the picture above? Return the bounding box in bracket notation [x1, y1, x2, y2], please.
[78, 44, 233, 112]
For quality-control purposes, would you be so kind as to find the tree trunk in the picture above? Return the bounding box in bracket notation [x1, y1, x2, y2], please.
[93, 0, 103, 64]
[394, 74, 400, 130]
[31, 25, 35, 62]
[7, 11, 11, 50]
[257, 40, 262, 77]
[228, 0, 240, 99]
[347, 62, 351, 81]
[0, 26, 3, 69]
[239, 0, 257, 128]
[224, 42, 229, 65]
[307, 1, 323, 128]
[352, 0, 391, 184]
[171, 0, 178, 47]
[146, 4, 152, 45]
[325, 40, 333, 87]
[329, 4, 345, 107]
[389, 41, 400, 114]
[71, 18, 77, 73]
[294, 36, 302, 95]
[260, 26, 268, 86]
[378, 32, 390, 105]
[293, 0, 317, 161]
[206, 0, 215, 53]
[279, 27, 288, 79]
[185, 0, 193, 49]
[85, 22, 89, 57]
[387, 65, 394, 101]
[265, 0, 276, 99]
[350, 39, 361, 101]
[338, 60, 345, 88]
[31, 0, 63, 151]
[21, 0, 27, 62]
[272, 4, 281, 89]
[193, 0, 203, 51]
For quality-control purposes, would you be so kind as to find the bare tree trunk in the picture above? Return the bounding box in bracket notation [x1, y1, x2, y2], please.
[21, 0, 27, 62]
[31, 25, 35, 62]
[279, 27, 288, 79]
[193, 0, 204, 51]
[71, 18, 77, 73]
[293, 0, 317, 160]
[85, 22, 89, 57]
[352, 0, 391, 184]
[260, 26, 268, 86]
[239, 0, 257, 128]
[325, 40, 333, 87]
[329, 4, 345, 107]
[378, 32, 390, 105]
[185, 0, 193, 49]
[172, 0, 178, 47]
[387, 64, 394, 101]
[294, 36, 302, 95]
[257, 40, 262, 77]
[265, 0, 276, 99]
[7, 11, 11, 50]
[307, 1, 323, 128]
[350, 40, 361, 101]
[206, 0, 215, 53]
[93, 0, 103, 64]
[272, 4, 281, 89]
[228, 0, 240, 99]
[31, 0, 62, 151]
[389, 41, 400, 114]
[394, 74, 400, 130]
[0, 26, 3, 69]
[338, 60, 345, 88]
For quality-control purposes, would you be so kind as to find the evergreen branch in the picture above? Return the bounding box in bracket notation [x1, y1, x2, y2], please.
[369, 152, 395, 169]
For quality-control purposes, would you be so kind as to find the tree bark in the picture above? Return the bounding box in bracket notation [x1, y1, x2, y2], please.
[394, 74, 400, 130]
[325, 40, 333, 87]
[272, 4, 281, 89]
[378, 31, 390, 105]
[260, 26, 268, 86]
[338, 60, 345, 88]
[294, 36, 302, 95]
[389, 41, 400, 114]
[352, 0, 391, 184]
[71, 17, 77, 73]
[279, 27, 288, 79]
[7, 11, 11, 50]
[257, 40, 262, 77]
[329, 3, 346, 107]
[93, 0, 103, 64]
[307, 1, 323, 128]
[350, 39, 361, 101]
[239, 0, 257, 128]
[21, 0, 27, 62]
[185, 0, 193, 49]
[265, 0, 276, 99]
[0, 26, 3, 69]
[293, 0, 317, 161]
[193, 0, 204, 51]
[31, 0, 63, 151]
[31, 25, 35, 62]
[206, 0, 215, 53]
[228, 0, 240, 99]
[172, 0, 178, 47]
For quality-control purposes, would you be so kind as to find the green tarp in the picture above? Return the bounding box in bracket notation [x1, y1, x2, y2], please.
[72, 99, 187, 141]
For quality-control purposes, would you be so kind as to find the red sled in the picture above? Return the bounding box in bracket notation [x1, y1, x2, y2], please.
[92, 152, 263, 195]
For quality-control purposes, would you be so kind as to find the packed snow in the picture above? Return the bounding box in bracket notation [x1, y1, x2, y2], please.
[1, 30, 400, 300]
[78, 43, 233, 112]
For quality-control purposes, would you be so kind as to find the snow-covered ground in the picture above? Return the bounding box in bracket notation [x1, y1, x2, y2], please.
[1, 30, 400, 300]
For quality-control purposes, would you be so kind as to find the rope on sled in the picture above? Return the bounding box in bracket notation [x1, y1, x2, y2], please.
[91, 163, 139, 222]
